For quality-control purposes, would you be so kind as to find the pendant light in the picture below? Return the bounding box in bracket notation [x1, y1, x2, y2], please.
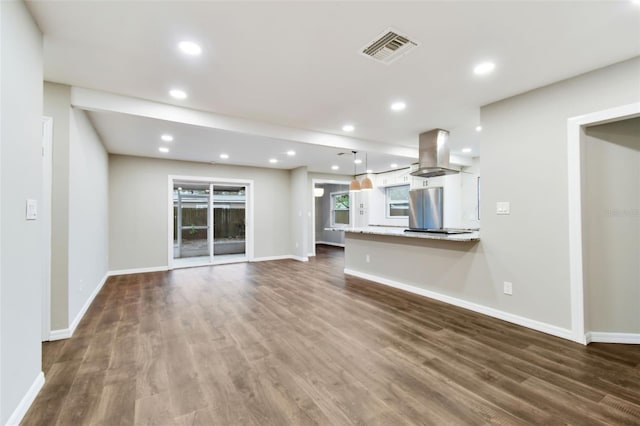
[349, 151, 361, 191]
[360, 153, 373, 190]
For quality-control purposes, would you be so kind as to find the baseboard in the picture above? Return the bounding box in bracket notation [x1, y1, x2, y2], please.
[48, 328, 72, 341]
[108, 265, 169, 276]
[5, 371, 45, 426]
[344, 268, 575, 342]
[585, 332, 640, 344]
[251, 255, 295, 262]
[251, 255, 308, 262]
[48, 272, 108, 341]
[316, 241, 345, 248]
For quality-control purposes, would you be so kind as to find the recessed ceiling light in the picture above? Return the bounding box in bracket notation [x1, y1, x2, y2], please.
[177, 187, 182, 191]
[342, 124, 355, 132]
[366, 169, 373, 174]
[390, 102, 406, 111]
[158, 147, 169, 153]
[286, 150, 296, 156]
[390, 163, 398, 168]
[178, 41, 202, 56]
[473, 62, 495, 75]
[169, 89, 187, 99]
[354, 159, 362, 164]
[475, 126, 482, 132]
[219, 153, 229, 159]
[269, 158, 278, 164]
[161, 134, 174, 142]
[462, 148, 472, 153]
[331, 165, 339, 170]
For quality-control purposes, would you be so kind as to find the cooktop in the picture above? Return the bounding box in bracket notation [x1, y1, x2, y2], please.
[405, 228, 474, 235]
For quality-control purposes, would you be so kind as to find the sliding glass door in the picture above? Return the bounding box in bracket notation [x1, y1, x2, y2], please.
[173, 183, 211, 261]
[172, 180, 247, 267]
[213, 186, 246, 257]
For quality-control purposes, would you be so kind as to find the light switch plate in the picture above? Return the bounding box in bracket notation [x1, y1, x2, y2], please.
[496, 201, 510, 215]
[26, 199, 38, 220]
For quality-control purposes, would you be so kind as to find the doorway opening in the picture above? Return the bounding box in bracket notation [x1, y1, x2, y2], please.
[169, 176, 253, 269]
[311, 179, 350, 257]
[567, 102, 640, 344]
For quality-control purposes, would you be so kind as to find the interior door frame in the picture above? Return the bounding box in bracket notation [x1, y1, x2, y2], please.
[167, 175, 254, 269]
[310, 178, 351, 257]
[42, 116, 53, 341]
[566, 102, 640, 344]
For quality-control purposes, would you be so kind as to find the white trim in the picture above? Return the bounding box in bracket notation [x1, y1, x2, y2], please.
[251, 254, 293, 262]
[48, 328, 72, 341]
[108, 266, 169, 276]
[167, 175, 254, 269]
[167, 175, 174, 269]
[585, 332, 640, 345]
[567, 102, 640, 344]
[311, 178, 350, 257]
[68, 272, 105, 335]
[70, 87, 417, 158]
[344, 268, 575, 342]
[316, 241, 345, 248]
[250, 254, 308, 262]
[5, 372, 45, 426]
[213, 257, 248, 266]
[41, 116, 53, 342]
[48, 273, 109, 341]
[171, 257, 249, 269]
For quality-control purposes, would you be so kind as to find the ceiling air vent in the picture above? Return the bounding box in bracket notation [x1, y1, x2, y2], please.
[360, 28, 418, 64]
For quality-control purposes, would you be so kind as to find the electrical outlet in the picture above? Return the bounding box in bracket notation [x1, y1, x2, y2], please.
[365, 254, 370, 263]
[496, 202, 510, 215]
[503, 281, 513, 295]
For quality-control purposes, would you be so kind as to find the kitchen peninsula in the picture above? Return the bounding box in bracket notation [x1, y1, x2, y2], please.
[337, 225, 484, 311]
[343, 225, 480, 242]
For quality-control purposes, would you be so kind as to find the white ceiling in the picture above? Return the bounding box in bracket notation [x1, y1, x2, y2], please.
[27, 1, 640, 172]
[87, 110, 416, 174]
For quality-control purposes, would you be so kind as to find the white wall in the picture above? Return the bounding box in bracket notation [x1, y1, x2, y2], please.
[290, 167, 309, 260]
[0, 1, 43, 423]
[479, 57, 640, 329]
[109, 155, 293, 270]
[67, 108, 109, 326]
[583, 118, 640, 334]
[307, 172, 351, 255]
[460, 158, 481, 229]
[43, 84, 110, 334]
[43, 82, 70, 330]
[346, 57, 640, 333]
[314, 184, 348, 245]
[367, 165, 479, 229]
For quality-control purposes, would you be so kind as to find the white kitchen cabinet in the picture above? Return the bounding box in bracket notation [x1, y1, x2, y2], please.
[349, 190, 370, 227]
[375, 168, 412, 187]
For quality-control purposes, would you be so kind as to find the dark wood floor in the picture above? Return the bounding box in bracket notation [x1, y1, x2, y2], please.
[22, 245, 640, 425]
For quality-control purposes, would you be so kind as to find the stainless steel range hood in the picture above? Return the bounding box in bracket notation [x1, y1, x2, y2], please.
[410, 128, 459, 178]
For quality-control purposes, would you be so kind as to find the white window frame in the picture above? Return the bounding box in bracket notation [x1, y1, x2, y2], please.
[385, 184, 410, 219]
[330, 191, 350, 227]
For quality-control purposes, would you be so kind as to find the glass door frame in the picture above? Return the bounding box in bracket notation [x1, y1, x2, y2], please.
[168, 175, 254, 270]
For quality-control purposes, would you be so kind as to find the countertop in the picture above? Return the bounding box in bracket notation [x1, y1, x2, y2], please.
[326, 226, 480, 242]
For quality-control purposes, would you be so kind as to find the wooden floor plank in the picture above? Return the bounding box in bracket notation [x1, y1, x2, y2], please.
[22, 246, 640, 425]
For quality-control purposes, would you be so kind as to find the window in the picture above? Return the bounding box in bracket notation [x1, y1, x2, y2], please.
[386, 185, 410, 218]
[331, 192, 350, 226]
